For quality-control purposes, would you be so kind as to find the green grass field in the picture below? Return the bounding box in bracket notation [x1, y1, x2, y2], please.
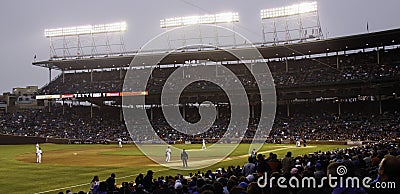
[0, 143, 349, 194]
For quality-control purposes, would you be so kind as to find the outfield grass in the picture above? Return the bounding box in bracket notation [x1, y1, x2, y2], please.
[0, 143, 349, 194]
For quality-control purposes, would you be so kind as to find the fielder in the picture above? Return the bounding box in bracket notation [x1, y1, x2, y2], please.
[296, 138, 301, 147]
[36, 147, 42, 163]
[165, 146, 171, 162]
[118, 138, 123, 148]
[202, 139, 206, 150]
[36, 143, 39, 152]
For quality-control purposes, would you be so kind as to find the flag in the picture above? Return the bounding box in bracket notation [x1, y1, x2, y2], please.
[34, 55, 37, 59]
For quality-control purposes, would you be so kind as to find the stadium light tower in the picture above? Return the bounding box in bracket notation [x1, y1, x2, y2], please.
[44, 22, 127, 59]
[160, 12, 240, 49]
[160, 12, 239, 28]
[260, 1, 323, 45]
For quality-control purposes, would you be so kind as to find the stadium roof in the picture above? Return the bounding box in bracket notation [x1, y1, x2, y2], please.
[33, 28, 400, 71]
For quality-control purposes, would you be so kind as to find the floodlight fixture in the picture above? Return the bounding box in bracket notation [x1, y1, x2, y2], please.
[44, 22, 127, 37]
[260, 1, 317, 19]
[160, 12, 239, 28]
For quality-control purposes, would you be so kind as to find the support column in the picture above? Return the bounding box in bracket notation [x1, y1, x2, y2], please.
[377, 47, 380, 65]
[216, 104, 219, 119]
[286, 101, 290, 117]
[285, 57, 289, 72]
[182, 105, 186, 119]
[90, 69, 93, 83]
[150, 107, 153, 121]
[120, 108, 123, 122]
[90, 102, 93, 118]
[251, 104, 255, 118]
[378, 95, 382, 115]
[48, 100, 51, 113]
[48, 67, 52, 83]
[336, 52, 339, 69]
[62, 70, 65, 83]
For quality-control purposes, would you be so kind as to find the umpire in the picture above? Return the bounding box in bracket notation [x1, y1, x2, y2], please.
[181, 149, 188, 168]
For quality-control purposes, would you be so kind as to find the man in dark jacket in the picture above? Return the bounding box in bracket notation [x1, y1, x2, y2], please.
[282, 152, 295, 176]
[105, 173, 116, 192]
[143, 170, 154, 191]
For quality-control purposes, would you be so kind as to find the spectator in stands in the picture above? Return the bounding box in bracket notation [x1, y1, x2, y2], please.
[368, 155, 400, 194]
[143, 170, 154, 191]
[135, 173, 144, 186]
[242, 157, 255, 176]
[378, 155, 400, 182]
[267, 153, 282, 173]
[132, 184, 147, 194]
[89, 175, 99, 194]
[282, 152, 295, 176]
[118, 182, 131, 194]
[105, 173, 116, 192]
[255, 154, 271, 175]
[327, 162, 367, 194]
[314, 163, 325, 179]
[94, 181, 107, 194]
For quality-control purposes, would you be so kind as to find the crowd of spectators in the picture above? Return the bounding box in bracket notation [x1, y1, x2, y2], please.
[270, 111, 400, 142]
[59, 141, 400, 194]
[40, 49, 400, 95]
[0, 106, 129, 143]
[41, 70, 122, 94]
[0, 103, 398, 143]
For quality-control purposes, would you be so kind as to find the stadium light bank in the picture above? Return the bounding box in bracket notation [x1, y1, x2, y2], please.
[44, 21, 127, 37]
[260, 1, 317, 19]
[160, 12, 239, 28]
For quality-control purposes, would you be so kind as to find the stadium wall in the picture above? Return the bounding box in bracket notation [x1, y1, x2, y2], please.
[0, 135, 68, 145]
[0, 134, 350, 145]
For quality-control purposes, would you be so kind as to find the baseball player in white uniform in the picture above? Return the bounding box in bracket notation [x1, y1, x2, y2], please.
[36, 147, 42, 163]
[36, 143, 39, 152]
[296, 138, 301, 147]
[166, 146, 171, 162]
[202, 139, 207, 150]
[118, 138, 123, 148]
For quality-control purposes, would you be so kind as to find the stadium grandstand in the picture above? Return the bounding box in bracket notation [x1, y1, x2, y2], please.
[0, 2, 399, 193]
[0, 27, 395, 194]
[7, 27, 395, 144]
